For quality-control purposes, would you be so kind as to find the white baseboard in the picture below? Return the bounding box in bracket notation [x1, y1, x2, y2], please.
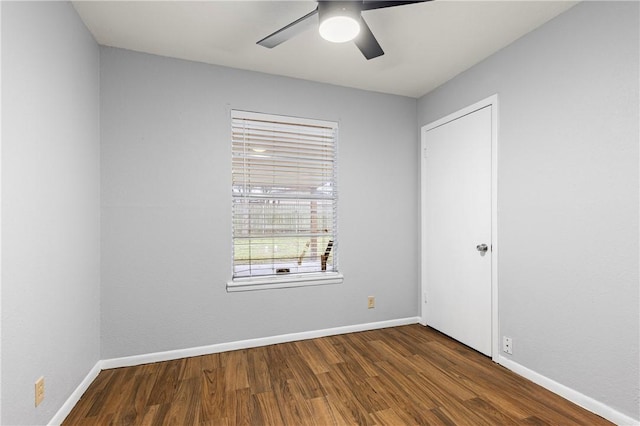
[47, 316, 420, 425]
[498, 355, 639, 426]
[101, 316, 420, 370]
[48, 361, 102, 426]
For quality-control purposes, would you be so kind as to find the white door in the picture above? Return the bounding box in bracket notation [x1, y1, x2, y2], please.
[421, 104, 493, 356]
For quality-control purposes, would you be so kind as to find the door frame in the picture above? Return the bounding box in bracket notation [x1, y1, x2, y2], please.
[420, 94, 499, 361]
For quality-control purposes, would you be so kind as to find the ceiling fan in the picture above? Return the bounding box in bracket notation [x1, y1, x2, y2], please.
[257, 1, 431, 60]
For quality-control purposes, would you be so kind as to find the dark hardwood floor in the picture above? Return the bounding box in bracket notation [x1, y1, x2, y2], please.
[63, 325, 611, 425]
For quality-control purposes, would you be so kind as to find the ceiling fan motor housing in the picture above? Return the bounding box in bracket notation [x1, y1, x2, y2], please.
[318, 1, 362, 21]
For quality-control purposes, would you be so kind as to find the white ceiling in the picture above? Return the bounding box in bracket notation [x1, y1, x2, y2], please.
[72, 0, 578, 98]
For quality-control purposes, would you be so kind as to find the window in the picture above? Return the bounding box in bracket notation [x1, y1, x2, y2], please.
[229, 110, 341, 291]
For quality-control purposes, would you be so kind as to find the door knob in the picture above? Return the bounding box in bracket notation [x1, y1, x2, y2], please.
[476, 244, 488, 253]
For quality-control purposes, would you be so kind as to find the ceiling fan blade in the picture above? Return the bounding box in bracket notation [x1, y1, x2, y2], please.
[354, 17, 384, 60]
[257, 8, 319, 49]
[361, 0, 431, 12]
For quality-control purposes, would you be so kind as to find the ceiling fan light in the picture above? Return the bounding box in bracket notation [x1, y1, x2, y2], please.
[319, 16, 360, 43]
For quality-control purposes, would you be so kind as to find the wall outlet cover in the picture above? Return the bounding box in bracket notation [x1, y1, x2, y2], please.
[367, 296, 375, 309]
[503, 336, 513, 355]
[35, 376, 45, 407]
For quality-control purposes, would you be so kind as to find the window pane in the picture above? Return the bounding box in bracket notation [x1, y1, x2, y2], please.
[231, 110, 338, 279]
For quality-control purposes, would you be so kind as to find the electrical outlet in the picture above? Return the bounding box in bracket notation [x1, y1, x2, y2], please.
[367, 296, 375, 309]
[35, 376, 45, 407]
[503, 336, 513, 355]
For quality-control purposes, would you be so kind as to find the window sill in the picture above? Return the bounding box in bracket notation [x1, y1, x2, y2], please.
[227, 272, 343, 292]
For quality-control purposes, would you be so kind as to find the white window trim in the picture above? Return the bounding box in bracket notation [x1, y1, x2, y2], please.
[227, 271, 344, 292]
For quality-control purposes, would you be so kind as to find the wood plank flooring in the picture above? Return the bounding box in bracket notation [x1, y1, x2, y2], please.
[63, 325, 611, 425]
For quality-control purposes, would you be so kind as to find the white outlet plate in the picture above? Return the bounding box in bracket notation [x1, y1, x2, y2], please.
[503, 336, 513, 354]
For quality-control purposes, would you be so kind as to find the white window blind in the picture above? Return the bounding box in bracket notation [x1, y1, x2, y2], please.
[231, 110, 338, 281]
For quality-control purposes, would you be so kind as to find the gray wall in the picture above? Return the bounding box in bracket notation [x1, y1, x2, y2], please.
[1, 2, 101, 425]
[418, 1, 639, 419]
[100, 47, 419, 359]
